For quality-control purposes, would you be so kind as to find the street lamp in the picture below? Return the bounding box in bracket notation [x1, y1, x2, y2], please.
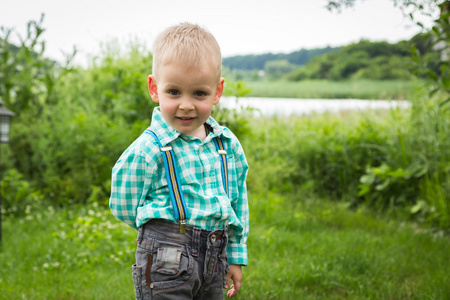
[0, 100, 14, 243]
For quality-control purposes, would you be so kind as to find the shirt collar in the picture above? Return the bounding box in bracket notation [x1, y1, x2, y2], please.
[149, 107, 232, 146]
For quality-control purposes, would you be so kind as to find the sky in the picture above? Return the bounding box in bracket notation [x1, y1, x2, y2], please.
[0, 0, 437, 66]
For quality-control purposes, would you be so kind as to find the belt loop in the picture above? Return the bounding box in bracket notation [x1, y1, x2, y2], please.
[191, 228, 201, 257]
[137, 224, 145, 244]
[221, 229, 228, 255]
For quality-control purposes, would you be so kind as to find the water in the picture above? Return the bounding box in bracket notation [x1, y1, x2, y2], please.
[219, 97, 411, 116]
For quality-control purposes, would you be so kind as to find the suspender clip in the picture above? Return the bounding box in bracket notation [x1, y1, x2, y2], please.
[218, 150, 227, 155]
[179, 220, 186, 234]
[161, 146, 172, 152]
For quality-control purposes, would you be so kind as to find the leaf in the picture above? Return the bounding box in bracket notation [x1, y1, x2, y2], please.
[442, 76, 450, 91]
[373, 164, 390, 176]
[429, 87, 439, 98]
[410, 200, 426, 214]
[440, 63, 448, 76]
[440, 97, 450, 108]
[432, 26, 440, 35]
[360, 174, 375, 185]
[358, 184, 371, 197]
[427, 70, 439, 81]
[388, 168, 409, 179]
[375, 178, 391, 191]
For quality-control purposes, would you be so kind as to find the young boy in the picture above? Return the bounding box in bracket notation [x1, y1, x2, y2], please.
[109, 23, 249, 299]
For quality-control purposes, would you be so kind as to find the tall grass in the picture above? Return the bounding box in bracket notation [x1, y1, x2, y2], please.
[246, 79, 422, 100]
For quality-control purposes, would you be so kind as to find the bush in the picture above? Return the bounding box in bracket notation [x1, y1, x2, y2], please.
[0, 169, 45, 216]
[241, 96, 449, 230]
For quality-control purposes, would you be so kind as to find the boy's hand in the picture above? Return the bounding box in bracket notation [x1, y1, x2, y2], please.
[225, 264, 242, 298]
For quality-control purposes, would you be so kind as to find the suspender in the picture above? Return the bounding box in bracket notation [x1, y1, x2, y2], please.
[213, 137, 229, 198]
[145, 129, 229, 233]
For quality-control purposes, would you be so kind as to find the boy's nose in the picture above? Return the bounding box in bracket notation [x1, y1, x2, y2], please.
[179, 97, 194, 111]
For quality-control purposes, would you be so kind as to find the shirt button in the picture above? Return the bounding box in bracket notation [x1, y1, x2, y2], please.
[206, 177, 212, 184]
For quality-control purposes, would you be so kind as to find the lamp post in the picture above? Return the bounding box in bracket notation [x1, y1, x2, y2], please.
[0, 100, 14, 243]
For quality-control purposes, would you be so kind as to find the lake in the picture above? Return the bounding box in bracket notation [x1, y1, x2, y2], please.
[219, 97, 411, 116]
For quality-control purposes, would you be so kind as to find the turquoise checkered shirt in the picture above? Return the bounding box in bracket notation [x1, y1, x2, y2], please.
[109, 107, 249, 266]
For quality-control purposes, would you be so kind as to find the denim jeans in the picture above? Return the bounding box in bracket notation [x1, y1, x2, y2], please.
[132, 219, 229, 300]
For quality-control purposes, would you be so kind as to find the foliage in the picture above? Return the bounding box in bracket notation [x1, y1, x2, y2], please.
[0, 18, 154, 206]
[222, 46, 340, 71]
[0, 17, 257, 210]
[241, 97, 449, 230]
[0, 14, 57, 115]
[411, 1, 450, 106]
[0, 12, 449, 299]
[264, 59, 298, 79]
[1, 11, 449, 232]
[315, 0, 449, 226]
[288, 40, 417, 81]
[212, 80, 254, 139]
[326, 0, 442, 14]
[0, 168, 45, 217]
[326, 0, 450, 104]
[224, 38, 422, 81]
[358, 163, 426, 209]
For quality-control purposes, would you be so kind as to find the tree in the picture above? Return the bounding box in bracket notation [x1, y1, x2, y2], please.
[327, 0, 442, 14]
[264, 60, 297, 79]
[327, 0, 449, 105]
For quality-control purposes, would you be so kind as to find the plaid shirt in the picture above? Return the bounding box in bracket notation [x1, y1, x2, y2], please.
[109, 108, 249, 265]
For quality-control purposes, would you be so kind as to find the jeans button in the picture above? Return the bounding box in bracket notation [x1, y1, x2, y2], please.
[210, 234, 216, 244]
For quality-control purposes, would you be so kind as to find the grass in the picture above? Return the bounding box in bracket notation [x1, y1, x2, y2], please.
[246, 193, 450, 299]
[245, 79, 422, 100]
[1, 193, 449, 299]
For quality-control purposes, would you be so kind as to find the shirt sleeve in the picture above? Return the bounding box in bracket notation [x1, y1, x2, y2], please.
[226, 139, 250, 266]
[109, 151, 152, 230]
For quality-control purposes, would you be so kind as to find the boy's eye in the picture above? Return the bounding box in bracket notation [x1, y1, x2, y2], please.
[194, 91, 207, 97]
[168, 89, 180, 96]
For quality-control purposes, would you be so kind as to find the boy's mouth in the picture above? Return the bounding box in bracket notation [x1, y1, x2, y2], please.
[176, 116, 196, 125]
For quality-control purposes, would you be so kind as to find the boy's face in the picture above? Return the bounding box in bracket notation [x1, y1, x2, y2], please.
[148, 62, 224, 139]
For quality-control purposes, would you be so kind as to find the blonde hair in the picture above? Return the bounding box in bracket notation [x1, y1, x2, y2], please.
[152, 23, 222, 81]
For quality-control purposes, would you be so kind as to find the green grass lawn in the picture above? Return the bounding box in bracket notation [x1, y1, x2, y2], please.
[1, 193, 449, 299]
[245, 79, 422, 100]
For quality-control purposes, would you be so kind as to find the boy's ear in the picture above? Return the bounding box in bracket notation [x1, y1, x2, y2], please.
[148, 75, 159, 103]
[213, 77, 225, 105]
